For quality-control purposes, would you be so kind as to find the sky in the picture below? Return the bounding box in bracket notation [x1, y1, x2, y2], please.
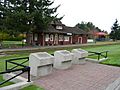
[52, 0, 120, 33]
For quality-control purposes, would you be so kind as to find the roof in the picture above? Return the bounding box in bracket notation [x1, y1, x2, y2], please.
[44, 25, 66, 34]
[95, 32, 108, 36]
[35, 21, 88, 35]
[35, 25, 66, 34]
[50, 20, 63, 26]
[63, 26, 87, 35]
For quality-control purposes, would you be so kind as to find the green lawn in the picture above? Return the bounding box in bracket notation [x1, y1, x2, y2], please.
[1, 41, 27, 48]
[83, 44, 120, 66]
[21, 85, 44, 90]
[0, 54, 44, 90]
[0, 44, 120, 89]
[3, 41, 22, 44]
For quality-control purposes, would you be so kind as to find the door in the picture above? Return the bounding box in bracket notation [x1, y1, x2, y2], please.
[78, 37, 82, 44]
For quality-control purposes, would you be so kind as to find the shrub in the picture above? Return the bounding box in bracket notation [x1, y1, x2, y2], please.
[5, 36, 24, 41]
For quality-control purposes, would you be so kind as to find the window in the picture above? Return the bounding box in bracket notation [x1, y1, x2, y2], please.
[67, 33, 72, 35]
[59, 35, 63, 41]
[55, 34, 58, 40]
[45, 34, 49, 41]
[34, 34, 38, 41]
[64, 36, 69, 41]
[50, 34, 53, 41]
[56, 26, 63, 29]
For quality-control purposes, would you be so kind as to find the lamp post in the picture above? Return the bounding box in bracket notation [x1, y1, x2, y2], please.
[93, 30, 96, 43]
[22, 32, 27, 48]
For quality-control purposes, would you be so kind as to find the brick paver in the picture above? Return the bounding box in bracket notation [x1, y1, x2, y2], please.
[32, 62, 120, 90]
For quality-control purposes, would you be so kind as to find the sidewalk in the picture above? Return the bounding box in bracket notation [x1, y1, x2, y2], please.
[0, 41, 120, 52]
[33, 61, 120, 90]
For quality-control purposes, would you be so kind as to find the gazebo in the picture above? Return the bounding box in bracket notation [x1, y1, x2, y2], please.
[95, 32, 108, 41]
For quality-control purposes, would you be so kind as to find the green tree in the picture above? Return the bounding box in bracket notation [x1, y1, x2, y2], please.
[75, 21, 101, 32]
[0, 31, 9, 48]
[95, 27, 101, 32]
[86, 22, 95, 30]
[76, 22, 89, 31]
[1, 0, 60, 34]
[0, 32, 9, 41]
[0, 1, 5, 31]
[110, 19, 120, 40]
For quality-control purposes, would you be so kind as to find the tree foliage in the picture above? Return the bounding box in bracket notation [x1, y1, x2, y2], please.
[0, 32, 9, 41]
[110, 19, 120, 40]
[0, 0, 60, 34]
[75, 21, 101, 32]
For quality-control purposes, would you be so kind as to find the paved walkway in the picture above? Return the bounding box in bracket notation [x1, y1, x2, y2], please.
[32, 62, 120, 90]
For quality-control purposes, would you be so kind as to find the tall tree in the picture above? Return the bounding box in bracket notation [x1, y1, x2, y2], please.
[110, 19, 120, 40]
[0, 0, 5, 31]
[76, 22, 89, 31]
[0, 0, 7, 47]
[86, 22, 95, 30]
[0, 0, 61, 45]
[75, 21, 101, 32]
[1, 0, 60, 34]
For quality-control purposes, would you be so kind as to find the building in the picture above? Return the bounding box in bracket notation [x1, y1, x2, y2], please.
[27, 21, 88, 46]
[95, 32, 109, 41]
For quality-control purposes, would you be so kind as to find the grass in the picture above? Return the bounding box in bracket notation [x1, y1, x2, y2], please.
[82, 44, 120, 66]
[0, 43, 120, 89]
[0, 54, 44, 90]
[1, 41, 27, 48]
[3, 41, 22, 44]
[21, 85, 44, 90]
[0, 54, 28, 87]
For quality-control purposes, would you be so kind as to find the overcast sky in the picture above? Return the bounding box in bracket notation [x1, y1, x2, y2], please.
[53, 0, 120, 33]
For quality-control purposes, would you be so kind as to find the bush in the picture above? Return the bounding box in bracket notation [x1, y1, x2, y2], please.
[5, 36, 24, 41]
[0, 32, 9, 41]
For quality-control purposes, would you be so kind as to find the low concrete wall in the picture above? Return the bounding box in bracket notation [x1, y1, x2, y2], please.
[86, 58, 108, 63]
[3, 73, 28, 83]
[0, 73, 33, 90]
[0, 81, 33, 90]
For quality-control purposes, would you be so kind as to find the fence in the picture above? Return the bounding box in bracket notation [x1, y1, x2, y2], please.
[0, 57, 30, 85]
[88, 51, 109, 60]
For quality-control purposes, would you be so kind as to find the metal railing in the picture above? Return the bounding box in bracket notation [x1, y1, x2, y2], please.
[88, 51, 109, 60]
[0, 57, 30, 85]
